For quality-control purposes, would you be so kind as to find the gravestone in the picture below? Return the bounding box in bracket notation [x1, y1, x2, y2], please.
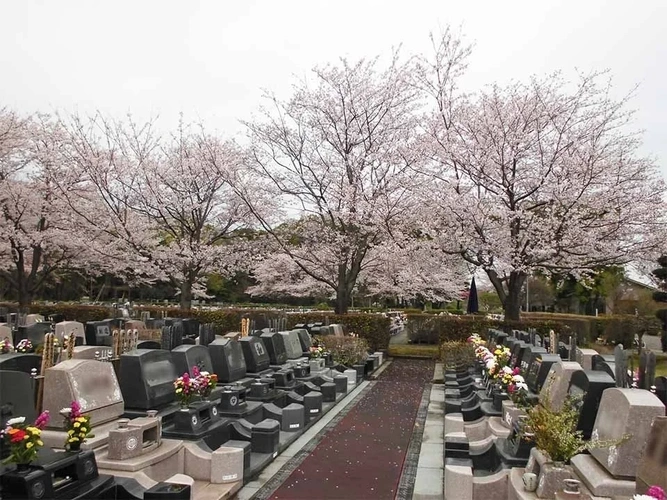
[123, 320, 145, 331]
[646, 351, 657, 390]
[330, 324, 345, 337]
[549, 331, 558, 354]
[525, 353, 560, 395]
[136, 340, 161, 350]
[239, 336, 270, 374]
[614, 344, 628, 388]
[575, 348, 598, 371]
[181, 318, 200, 339]
[209, 338, 247, 383]
[14, 323, 52, 346]
[653, 376, 667, 405]
[278, 331, 304, 360]
[161, 325, 183, 351]
[0, 370, 37, 427]
[520, 346, 546, 373]
[260, 332, 288, 365]
[293, 329, 312, 353]
[638, 350, 648, 389]
[635, 416, 667, 495]
[539, 361, 584, 411]
[42, 359, 124, 428]
[592, 354, 616, 381]
[0, 324, 11, 340]
[119, 349, 177, 410]
[171, 344, 214, 377]
[569, 336, 577, 361]
[25, 314, 44, 326]
[0, 353, 42, 374]
[588, 389, 665, 478]
[199, 323, 216, 347]
[55, 321, 85, 345]
[568, 370, 616, 439]
[85, 320, 113, 347]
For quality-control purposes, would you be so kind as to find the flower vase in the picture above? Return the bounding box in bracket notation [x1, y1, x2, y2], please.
[15, 463, 31, 472]
[69, 442, 81, 452]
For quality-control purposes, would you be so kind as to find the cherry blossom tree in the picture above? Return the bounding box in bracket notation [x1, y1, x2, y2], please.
[0, 110, 95, 306]
[60, 115, 255, 309]
[241, 55, 431, 314]
[421, 65, 667, 320]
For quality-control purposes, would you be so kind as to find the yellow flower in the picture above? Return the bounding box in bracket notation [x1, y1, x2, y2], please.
[68, 438, 76, 443]
[23, 435, 29, 440]
[68, 430, 74, 435]
[37, 440, 43, 446]
[26, 426, 39, 434]
[73, 422, 80, 428]
[76, 417, 86, 423]
[176, 388, 182, 393]
[26, 442, 33, 448]
[80, 427, 87, 433]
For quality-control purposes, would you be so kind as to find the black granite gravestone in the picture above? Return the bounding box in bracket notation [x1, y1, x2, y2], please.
[279, 331, 303, 360]
[119, 349, 177, 410]
[592, 354, 616, 381]
[136, 340, 162, 350]
[0, 370, 37, 427]
[654, 376, 667, 405]
[14, 322, 53, 346]
[495, 331, 508, 346]
[171, 344, 214, 377]
[519, 346, 546, 373]
[182, 318, 200, 338]
[0, 352, 42, 374]
[260, 332, 288, 365]
[209, 338, 247, 383]
[85, 320, 113, 346]
[508, 342, 527, 369]
[239, 337, 270, 374]
[293, 329, 312, 353]
[525, 353, 560, 395]
[568, 370, 615, 439]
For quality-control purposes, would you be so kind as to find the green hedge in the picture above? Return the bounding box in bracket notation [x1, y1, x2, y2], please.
[406, 313, 661, 347]
[0, 303, 391, 352]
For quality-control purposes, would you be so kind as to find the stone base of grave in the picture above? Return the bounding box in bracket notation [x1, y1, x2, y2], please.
[96, 438, 184, 472]
[111, 470, 241, 500]
[445, 413, 464, 434]
[473, 469, 509, 500]
[570, 453, 636, 498]
[487, 417, 511, 439]
[444, 462, 473, 500]
[507, 467, 599, 500]
[41, 419, 121, 450]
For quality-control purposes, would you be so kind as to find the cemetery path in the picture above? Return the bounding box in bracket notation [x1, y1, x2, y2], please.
[262, 358, 434, 500]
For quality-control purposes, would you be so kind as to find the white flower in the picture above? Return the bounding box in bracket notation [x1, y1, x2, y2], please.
[633, 495, 656, 500]
[515, 382, 528, 391]
[513, 375, 525, 383]
[60, 408, 72, 415]
[6, 417, 25, 426]
[200, 371, 210, 377]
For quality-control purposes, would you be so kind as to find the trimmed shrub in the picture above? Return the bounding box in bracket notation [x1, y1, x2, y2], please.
[440, 341, 474, 368]
[323, 337, 370, 366]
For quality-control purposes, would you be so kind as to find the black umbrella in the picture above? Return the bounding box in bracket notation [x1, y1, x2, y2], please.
[466, 277, 479, 314]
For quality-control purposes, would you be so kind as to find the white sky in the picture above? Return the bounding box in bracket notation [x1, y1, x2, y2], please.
[2, 0, 666, 175]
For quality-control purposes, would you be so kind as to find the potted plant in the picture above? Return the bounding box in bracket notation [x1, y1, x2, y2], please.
[197, 371, 218, 401]
[1, 411, 50, 468]
[60, 401, 94, 451]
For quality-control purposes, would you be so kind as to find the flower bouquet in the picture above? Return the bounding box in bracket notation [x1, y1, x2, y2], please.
[15, 339, 34, 353]
[60, 401, 94, 451]
[1, 337, 13, 354]
[635, 486, 666, 500]
[196, 370, 218, 400]
[174, 372, 198, 407]
[309, 345, 325, 358]
[1, 411, 50, 465]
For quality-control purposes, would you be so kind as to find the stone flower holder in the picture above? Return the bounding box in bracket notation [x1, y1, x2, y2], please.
[524, 448, 577, 500]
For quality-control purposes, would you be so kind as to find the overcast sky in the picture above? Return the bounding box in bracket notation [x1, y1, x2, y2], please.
[2, 0, 666, 175]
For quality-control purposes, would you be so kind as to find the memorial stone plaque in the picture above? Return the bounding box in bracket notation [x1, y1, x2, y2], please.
[209, 338, 247, 383]
[239, 337, 270, 374]
[635, 416, 667, 495]
[590, 388, 665, 478]
[260, 332, 288, 365]
[85, 321, 113, 347]
[614, 344, 627, 388]
[119, 349, 178, 410]
[43, 359, 124, 428]
[55, 321, 85, 344]
[568, 370, 616, 440]
[171, 344, 214, 376]
[292, 329, 312, 352]
[0, 353, 42, 374]
[278, 331, 303, 360]
[539, 361, 584, 411]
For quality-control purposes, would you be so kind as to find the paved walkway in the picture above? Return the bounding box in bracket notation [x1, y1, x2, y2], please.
[236, 359, 440, 500]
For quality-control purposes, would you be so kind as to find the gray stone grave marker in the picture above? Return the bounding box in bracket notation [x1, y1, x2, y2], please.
[647, 351, 657, 389]
[614, 344, 627, 388]
[639, 349, 648, 389]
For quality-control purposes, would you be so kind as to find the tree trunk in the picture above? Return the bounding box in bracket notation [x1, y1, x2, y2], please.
[17, 285, 32, 309]
[180, 280, 193, 310]
[504, 272, 527, 321]
[335, 287, 349, 314]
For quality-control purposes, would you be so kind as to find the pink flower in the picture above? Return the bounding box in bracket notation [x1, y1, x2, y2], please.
[647, 486, 666, 500]
[34, 410, 50, 429]
[191, 366, 200, 377]
[513, 367, 520, 375]
[70, 401, 81, 419]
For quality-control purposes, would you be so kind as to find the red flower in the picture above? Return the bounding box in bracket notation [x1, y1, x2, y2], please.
[9, 429, 27, 443]
[513, 367, 520, 375]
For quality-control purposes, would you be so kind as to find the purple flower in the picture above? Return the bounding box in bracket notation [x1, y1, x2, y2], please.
[34, 410, 50, 429]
